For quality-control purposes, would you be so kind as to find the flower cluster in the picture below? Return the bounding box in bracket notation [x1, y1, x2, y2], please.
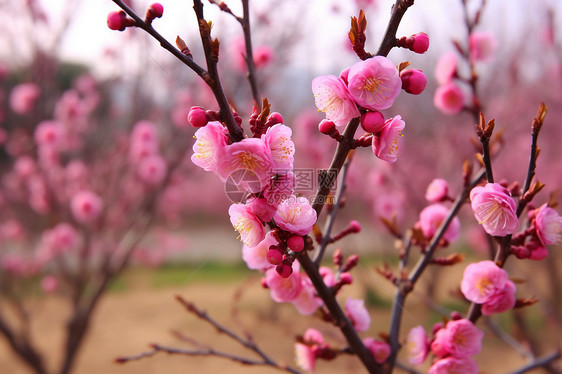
[312, 55, 426, 163]
[461, 260, 516, 316]
[190, 109, 319, 278]
[406, 319, 483, 374]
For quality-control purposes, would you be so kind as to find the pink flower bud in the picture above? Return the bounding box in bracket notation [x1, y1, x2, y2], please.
[287, 235, 304, 252]
[266, 248, 283, 265]
[187, 106, 208, 127]
[318, 119, 337, 135]
[425, 178, 449, 202]
[265, 112, 283, 127]
[360, 111, 385, 133]
[348, 220, 361, 233]
[107, 10, 127, 31]
[148, 3, 163, 18]
[276, 262, 293, 278]
[339, 272, 353, 284]
[400, 69, 427, 95]
[412, 32, 430, 54]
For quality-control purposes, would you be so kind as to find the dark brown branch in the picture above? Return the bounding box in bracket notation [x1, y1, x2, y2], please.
[0, 313, 46, 374]
[376, 0, 415, 57]
[507, 350, 561, 374]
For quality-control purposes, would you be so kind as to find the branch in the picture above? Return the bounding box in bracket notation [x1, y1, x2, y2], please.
[314, 152, 353, 265]
[376, 0, 416, 56]
[506, 350, 561, 374]
[0, 312, 46, 374]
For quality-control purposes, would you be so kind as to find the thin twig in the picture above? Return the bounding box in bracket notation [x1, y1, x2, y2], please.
[506, 350, 561, 374]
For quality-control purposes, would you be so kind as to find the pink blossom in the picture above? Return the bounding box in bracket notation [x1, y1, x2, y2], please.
[10, 83, 40, 114]
[247, 197, 277, 222]
[34, 120, 64, 149]
[425, 178, 449, 202]
[41, 275, 59, 293]
[418, 203, 461, 243]
[292, 276, 323, 315]
[36, 223, 81, 262]
[460, 260, 509, 304]
[262, 124, 295, 170]
[363, 338, 390, 364]
[191, 121, 228, 172]
[241, 231, 277, 270]
[263, 171, 295, 206]
[481, 279, 516, 316]
[435, 52, 458, 85]
[347, 56, 402, 111]
[430, 319, 483, 358]
[469, 31, 497, 62]
[532, 204, 562, 246]
[319, 266, 336, 287]
[253, 45, 274, 68]
[295, 343, 316, 372]
[345, 297, 371, 332]
[216, 137, 274, 192]
[529, 245, 549, 260]
[70, 190, 103, 224]
[274, 196, 317, 236]
[265, 264, 302, 302]
[229, 203, 265, 247]
[434, 82, 464, 115]
[131, 120, 159, 144]
[470, 183, 518, 237]
[137, 154, 167, 186]
[14, 156, 37, 179]
[372, 115, 405, 163]
[429, 357, 479, 374]
[406, 326, 428, 365]
[312, 75, 360, 127]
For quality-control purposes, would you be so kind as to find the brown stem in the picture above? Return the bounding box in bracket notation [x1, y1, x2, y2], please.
[0, 312, 46, 374]
[376, 0, 415, 57]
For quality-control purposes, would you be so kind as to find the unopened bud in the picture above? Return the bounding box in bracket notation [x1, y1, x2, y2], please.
[107, 11, 128, 31]
[287, 235, 304, 252]
[146, 3, 164, 24]
[266, 248, 283, 265]
[411, 32, 430, 54]
[360, 111, 385, 133]
[187, 106, 208, 127]
[343, 254, 360, 272]
[400, 69, 427, 95]
[333, 248, 343, 267]
[276, 262, 293, 278]
[318, 120, 342, 141]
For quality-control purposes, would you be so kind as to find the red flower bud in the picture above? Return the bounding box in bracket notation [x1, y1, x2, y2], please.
[360, 111, 385, 133]
[412, 32, 430, 54]
[400, 69, 427, 95]
[287, 235, 304, 252]
[187, 106, 208, 127]
[107, 11, 127, 31]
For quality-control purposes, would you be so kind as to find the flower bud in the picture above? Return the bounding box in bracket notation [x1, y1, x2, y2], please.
[412, 32, 429, 54]
[187, 106, 208, 127]
[360, 111, 385, 134]
[400, 69, 427, 95]
[266, 248, 283, 265]
[276, 262, 293, 278]
[287, 235, 304, 252]
[107, 11, 127, 31]
[147, 3, 163, 18]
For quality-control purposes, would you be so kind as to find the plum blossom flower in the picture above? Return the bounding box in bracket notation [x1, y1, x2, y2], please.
[312, 75, 360, 127]
[262, 124, 295, 170]
[216, 137, 274, 192]
[406, 326, 428, 365]
[10, 83, 40, 114]
[372, 115, 405, 163]
[469, 31, 498, 62]
[274, 196, 317, 236]
[430, 319, 483, 358]
[229, 203, 265, 247]
[347, 56, 402, 110]
[241, 231, 277, 271]
[295, 328, 325, 372]
[292, 276, 323, 315]
[36, 223, 81, 262]
[434, 82, 464, 115]
[460, 260, 511, 304]
[470, 183, 518, 236]
[418, 203, 461, 243]
[532, 204, 562, 246]
[425, 178, 449, 202]
[34, 120, 64, 150]
[137, 154, 167, 186]
[265, 264, 302, 302]
[429, 357, 479, 374]
[345, 297, 371, 332]
[481, 279, 516, 316]
[191, 121, 228, 172]
[435, 52, 458, 85]
[363, 338, 390, 364]
[71, 190, 103, 224]
[253, 45, 274, 68]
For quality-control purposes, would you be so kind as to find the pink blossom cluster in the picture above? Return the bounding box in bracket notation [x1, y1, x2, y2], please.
[312, 55, 423, 163]
[433, 31, 497, 115]
[406, 319, 483, 373]
[461, 260, 516, 315]
[190, 109, 320, 279]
